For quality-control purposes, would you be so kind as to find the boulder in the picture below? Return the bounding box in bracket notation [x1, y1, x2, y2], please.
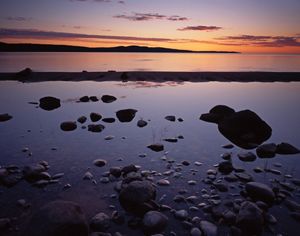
[256, 143, 277, 158]
[101, 95, 117, 103]
[39, 96, 61, 111]
[60, 121, 77, 131]
[90, 112, 102, 122]
[90, 212, 110, 232]
[218, 110, 272, 149]
[236, 201, 264, 236]
[199, 220, 218, 236]
[142, 211, 168, 234]
[245, 182, 275, 205]
[119, 180, 156, 216]
[116, 109, 137, 122]
[276, 142, 300, 155]
[23, 201, 88, 236]
[200, 105, 235, 124]
[0, 113, 13, 122]
[88, 124, 105, 133]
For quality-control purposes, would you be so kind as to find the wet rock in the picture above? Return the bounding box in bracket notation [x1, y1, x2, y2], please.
[23, 201, 88, 236]
[218, 161, 233, 174]
[234, 173, 253, 182]
[253, 167, 263, 173]
[147, 143, 164, 152]
[93, 159, 107, 167]
[188, 180, 197, 185]
[39, 96, 61, 111]
[238, 152, 257, 162]
[52, 173, 64, 179]
[116, 109, 137, 122]
[23, 164, 47, 182]
[165, 115, 176, 122]
[79, 96, 89, 102]
[0, 113, 13, 122]
[182, 160, 190, 166]
[89, 96, 98, 102]
[218, 110, 272, 149]
[137, 119, 148, 128]
[222, 210, 236, 225]
[178, 118, 184, 122]
[284, 199, 300, 212]
[77, 116, 87, 124]
[200, 105, 235, 124]
[157, 179, 170, 186]
[256, 143, 277, 158]
[104, 135, 114, 140]
[110, 167, 122, 178]
[245, 182, 275, 205]
[164, 138, 178, 143]
[102, 118, 116, 123]
[119, 180, 156, 216]
[101, 95, 117, 103]
[199, 220, 218, 236]
[88, 124, 105, 133]
[222, 144, 234, 149]
[214, 183, 228, 192]
[224, 174, 238, 182]
[276, 142, 300, 155]
[291, 178, 300, 186]
[265, 213, 277, 224]
[190, 227, 202, 236]
[90, 212, 110, 232]
[142, 211, 168, 234]
[221, 152, 231, 160]
[174, 210, 188, 220]
[60, 121, 77, 131]
[236, 201, 264, 236]
[90, 112, 102, 122]
[83, 171, 93, 180]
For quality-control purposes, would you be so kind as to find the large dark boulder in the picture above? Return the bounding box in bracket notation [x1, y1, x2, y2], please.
[256, 143, 277, 158]
[276, 142, 300, 155]
[23, 201, 88, 236]
[200, 105, 235, 124]
[116, 109, 137, 122]
[39, 96, 61, 111]
[119, 180, 157, 216]
[60, 121, 77, 131]
[245, 182, 275, 205]
[101, 95, 117, 103]
[218, 110, 272, 149]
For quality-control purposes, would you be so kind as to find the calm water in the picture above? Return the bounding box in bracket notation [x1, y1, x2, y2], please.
[0, 80, 300, 235]
[0, 52, 300, 72]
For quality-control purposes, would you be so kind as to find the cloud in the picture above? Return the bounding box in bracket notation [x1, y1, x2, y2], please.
[177, 25, 222, 31]
[216, 34, 300, 47]
[3, 16, 32, 21]
[0, 28, 176, 42]
[113, 12, 188, 21]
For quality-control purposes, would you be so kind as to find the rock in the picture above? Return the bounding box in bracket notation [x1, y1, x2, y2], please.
[265, 213, 277, 224]
[100, 177, 110, 183]
[89, 96, 98, 102]
[164, 138, 178, 143]
[16, 67, 32, 77]
[79, 96, 89, 102]
[60, 121, 77, 131]
[147, 144, 164, 152]
[119, 181, 156, 216]
[182, 160, 190, 166]
[222, 144, 234, 149]
[291, 178, 300, 186]
[165, 115, 176, 122]
[137, 119, 148, 128]
[121, 164, 138, 176]
[0, 218, 11, 231]
[102, 118, 116, 123]
[284, 199, 300, 212]
[142, 211, 168, 234]
[199, 220, 218, 236]
[93, 159, 107, 167]
[0, 113, 13, 122]
[276, 142, 300, 155]
[174, 210, 188, 220]
[221, 152, 231, 160]
[104, 135, 114, 140]
[190, 227, 202, 236]
[116, 109, 137, 122]
[236, 201, 264, 236]
[178, 118, 184, 122]
[200, 105, 235, 124]
[90, 112, 102, 122]
[256, 143, 277, 158]
[234, 173, 253, 182]
[39, 96, 61, 111]
[101, 95, 117, 103]
[214, 183, 228, 192]
[245, 182, 275, 205]
[218, 110, 272, 149]
[90, 212, 110, 232]
[238, 152, 257, 162]
[23, 201, 88, 236]
[88, 124, 105, 133]
[157, 179, 170, 186]
[23, 164, 47, 182]
[83, 171, 93, 180]
[218, 161, 233, 174]
[77, 116, 87, 124]
[222, 210, 236, 225]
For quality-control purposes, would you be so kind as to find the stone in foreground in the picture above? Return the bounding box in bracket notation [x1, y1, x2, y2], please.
[245, 182, 275, 205]
[116, 109, 137, 122]
[39, 96, 61, 111]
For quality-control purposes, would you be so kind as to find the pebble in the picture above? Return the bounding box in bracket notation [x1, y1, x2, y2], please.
[157, 179, 170, 186]
[93, 159, 107, 167]
[104, 135, 114, 140]
[174, 209, 188, 220]
[100, 177, 110, 183]
[83, 171, 93, 180]
[188, 180, 197, 185]
[194, 161, 202, 166]
[222, 144, 234, 149]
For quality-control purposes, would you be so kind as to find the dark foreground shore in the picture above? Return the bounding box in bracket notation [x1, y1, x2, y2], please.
[0, 71, 300, 82]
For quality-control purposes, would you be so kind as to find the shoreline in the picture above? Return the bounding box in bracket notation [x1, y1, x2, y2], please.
[0, 71, 300, 82]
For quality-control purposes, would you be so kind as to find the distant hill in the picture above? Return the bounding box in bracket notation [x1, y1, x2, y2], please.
[0, 42, 239, 53]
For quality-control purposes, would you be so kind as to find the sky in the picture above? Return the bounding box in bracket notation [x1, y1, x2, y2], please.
[0, 0, 300, 53]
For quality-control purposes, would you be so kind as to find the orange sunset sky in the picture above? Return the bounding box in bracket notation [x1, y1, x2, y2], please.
[0, 0, 300, 53]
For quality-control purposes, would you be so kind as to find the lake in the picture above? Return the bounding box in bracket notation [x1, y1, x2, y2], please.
[0, 80, 300, 235]
[1, 52, 300, 72]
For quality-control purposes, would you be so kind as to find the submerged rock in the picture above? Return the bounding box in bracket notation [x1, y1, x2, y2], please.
[88, 124, 105, 133]
[116, 109, 137, 122]
[39, 96, 61, 111]
[119, 180, 156, 216]
[101, 95, 117, 103]
[60, 121, 77, 131]
[142, 211, 168, 234]
[256, 143, 277, 158]
[24, 201, 88, 236]
[238, 152, 257, 162]
[276, 142, 300, 155]
[245, 182, 275, 205]
[147, 144, 164, 152]
[0, 113, 13, 122]
[200, 105, 235, 124]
